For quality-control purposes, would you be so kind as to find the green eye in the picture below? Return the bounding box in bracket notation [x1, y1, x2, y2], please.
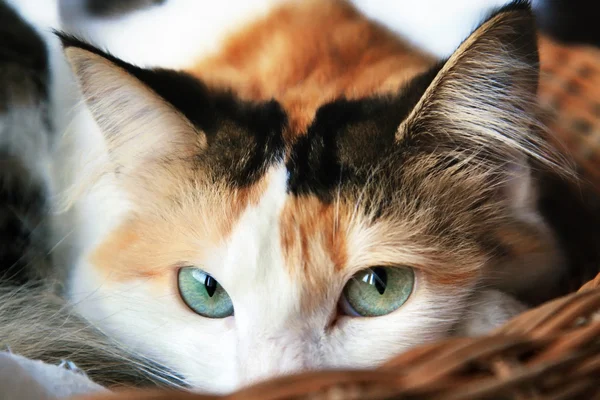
[341, 266, 414, 317]
[178, 267, 234, 318]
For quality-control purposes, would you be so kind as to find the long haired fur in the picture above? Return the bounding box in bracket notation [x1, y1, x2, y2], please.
[0, 283, 187, 388]
[0, 1, 184, 389]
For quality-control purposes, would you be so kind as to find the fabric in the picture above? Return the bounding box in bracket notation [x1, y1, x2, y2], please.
[539, 35, 600, 190]
[0, 352, 106, 400]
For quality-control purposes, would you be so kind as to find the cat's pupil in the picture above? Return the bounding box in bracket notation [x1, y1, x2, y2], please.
[205, 275, 217, 297]
[362, 267, 387, 295]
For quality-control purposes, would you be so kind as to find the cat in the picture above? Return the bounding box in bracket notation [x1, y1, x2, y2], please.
[2, 0, 600, 395]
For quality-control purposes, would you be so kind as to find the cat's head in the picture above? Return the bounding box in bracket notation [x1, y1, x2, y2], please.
[60, 1, 566, 392]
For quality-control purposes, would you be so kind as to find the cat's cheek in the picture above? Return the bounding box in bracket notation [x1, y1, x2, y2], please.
[453, 289, 527, 336]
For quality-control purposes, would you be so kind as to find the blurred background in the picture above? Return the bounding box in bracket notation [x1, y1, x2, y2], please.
[5, 0, 600, 61]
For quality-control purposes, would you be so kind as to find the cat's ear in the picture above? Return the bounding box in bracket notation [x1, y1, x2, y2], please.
[398, 1, 547, 167]
[60, 36, 204, 171]
[395, 3, 566, 299]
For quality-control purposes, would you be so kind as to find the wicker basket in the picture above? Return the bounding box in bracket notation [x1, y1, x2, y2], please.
[76, 36, 600, 400]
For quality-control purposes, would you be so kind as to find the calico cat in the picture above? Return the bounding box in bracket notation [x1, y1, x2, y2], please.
[2, 0, 599, 395]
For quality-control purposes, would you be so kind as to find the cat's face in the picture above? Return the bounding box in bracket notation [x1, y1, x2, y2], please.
[61, 2, 564, 393]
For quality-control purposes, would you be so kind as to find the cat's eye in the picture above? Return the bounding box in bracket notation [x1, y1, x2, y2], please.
[341, 266, 414, 317]
[178, 267, 234, 318]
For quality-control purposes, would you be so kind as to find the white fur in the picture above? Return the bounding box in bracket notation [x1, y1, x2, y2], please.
[69, 165, 291, 392]
[48, 98, 133, 282]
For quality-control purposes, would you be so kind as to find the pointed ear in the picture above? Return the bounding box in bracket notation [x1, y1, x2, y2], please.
[398, 1, 552, 166]
[394, 3, 568, 299]
[61, 38, 203, 172]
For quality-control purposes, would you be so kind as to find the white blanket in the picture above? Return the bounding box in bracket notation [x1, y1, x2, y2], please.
[0, 352, 107, 400]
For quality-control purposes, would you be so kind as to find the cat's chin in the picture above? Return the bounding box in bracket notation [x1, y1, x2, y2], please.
[453, 289, 527, 337]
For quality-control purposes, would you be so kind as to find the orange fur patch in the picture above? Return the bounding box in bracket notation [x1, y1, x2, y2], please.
[428, 269, 480, 286]
[279, 195, 349, 310]
[90, 171, 273, 282]
[188, 0, 433, 138]
[280, 196, 348, 272]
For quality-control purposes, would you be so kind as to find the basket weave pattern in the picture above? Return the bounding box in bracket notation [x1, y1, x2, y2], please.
[538, 36, 600, 190]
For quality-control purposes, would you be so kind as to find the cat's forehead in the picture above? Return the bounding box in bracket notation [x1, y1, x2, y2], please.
[84, 41, 439, 193]
[171, 66, 444, 200]
[95, 156, 495, 308]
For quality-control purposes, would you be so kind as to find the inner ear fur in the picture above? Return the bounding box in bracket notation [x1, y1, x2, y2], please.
[63, 44, 204, 174]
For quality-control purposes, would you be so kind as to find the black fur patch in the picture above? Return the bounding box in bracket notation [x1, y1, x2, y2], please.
[286, 63, 443, 201]
[60, 32, 444, 198]
[535, 0, 600, 47]
[538, 173, 600, 298]
[0, 1, 51, 284]
[0, 155, 50, 284]
[58, 33, 287, 187]
[0, 1, 48, 103]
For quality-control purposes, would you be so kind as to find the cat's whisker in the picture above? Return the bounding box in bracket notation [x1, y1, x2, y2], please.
[46, 227, 75, 255]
